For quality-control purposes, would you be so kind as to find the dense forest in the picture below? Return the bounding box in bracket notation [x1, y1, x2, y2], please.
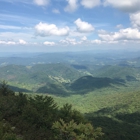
[0, 81, 140, 140]
[0, 51, 140, 140]
[0, 82, 103, 140]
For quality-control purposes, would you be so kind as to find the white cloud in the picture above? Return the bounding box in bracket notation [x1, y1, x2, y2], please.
[44, 41, 55, 45]
[91, 39, 119, 44]
[33, 0, 49, 6]
[59, 39, 68, 44]
[35, 22, 69, 36]
[108, 40, 119, 44]
[91, 39, 102, 44]
[104, 0, 140, 12]
[0, 41, 6, 44]
[0, 40, 16, 45]
[7, 41, 16, 45]
[66, 38, 77, 45]
[81, 0, 100, 8]
[19, 39, 27, 45]
[130, 12, 140, 29]
[99, 28, 140, 41]
[81, 36, 87, 41]
[60, 38, 79, 45]
[64, 0, 78, 12]
[0, 39, 28, 45]
[74, 18, 94, 33]
[52, 9, 60, 14]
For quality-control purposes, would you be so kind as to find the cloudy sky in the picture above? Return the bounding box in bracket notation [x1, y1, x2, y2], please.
[0, 0, 140, 52]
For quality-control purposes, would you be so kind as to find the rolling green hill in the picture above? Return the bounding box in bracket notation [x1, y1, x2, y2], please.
[30, 63, 83, 82]
[0, 63, 140, 96]
[0, 63, 86, 94]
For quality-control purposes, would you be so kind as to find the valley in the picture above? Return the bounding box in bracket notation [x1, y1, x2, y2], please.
[0, 50, 140, 139]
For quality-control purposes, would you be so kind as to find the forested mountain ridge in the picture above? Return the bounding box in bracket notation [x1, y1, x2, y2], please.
[0, 64, 87, 94]
[0, 63, 140, 96]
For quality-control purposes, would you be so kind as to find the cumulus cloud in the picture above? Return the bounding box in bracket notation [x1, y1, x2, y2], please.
[99, 28, 140, 41]
[7, 41, 16, 45]
[130, 12, 140, 29]
[0, 41, 6, 44]
[35, 22, 69, 36]
[0, 39, 27, 45]
[60, 38, 79, 45]
[91, 39, 102, 44]
[19, 39, 27, 44]
[104, 0, 140, 13]
[64, 0, 78, 12]
[33, 0, 49, 6]
[44, 41, 55, 45]
[74, 18, 94, 33]
[66, 38, 77, 45]
[0, 40, 16, 45]
[81, 36, 87, 41]
[81, 0, 100, 8]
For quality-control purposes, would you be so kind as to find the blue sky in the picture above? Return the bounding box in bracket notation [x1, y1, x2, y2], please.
[0, 0, 140, 52]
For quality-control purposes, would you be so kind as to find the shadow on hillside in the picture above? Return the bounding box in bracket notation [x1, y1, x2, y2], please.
[116, 112, 140, 125]
[0, 83, 31, 93]
[68, 76, 126, 93]
[36, 83, 71, 97]
[36, 76, 126, 97]
[85, 110, 140, 140]
[87, 105, 128, 116]
[71, 64, 87, 70]
[8, 85, 32, 93]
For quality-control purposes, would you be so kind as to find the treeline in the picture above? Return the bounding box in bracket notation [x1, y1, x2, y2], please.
[0, 82, 103, 140]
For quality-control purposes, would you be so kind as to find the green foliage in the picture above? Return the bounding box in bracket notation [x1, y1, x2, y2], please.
[59, 104, 86, 124]
[52, 119, 103, 140]
[0, 81, 14, 96]
[2, 133, 18, 140]
[0, 82, 102, 140]
[54, 88, 140, 140]
[0, 121, 22, 140]
[86, 115, 140, 140]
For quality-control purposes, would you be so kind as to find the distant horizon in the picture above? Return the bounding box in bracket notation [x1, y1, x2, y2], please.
[0, 48, 140, 58]
[0, 45, 140, 54]
[0, 48, 140, 53]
